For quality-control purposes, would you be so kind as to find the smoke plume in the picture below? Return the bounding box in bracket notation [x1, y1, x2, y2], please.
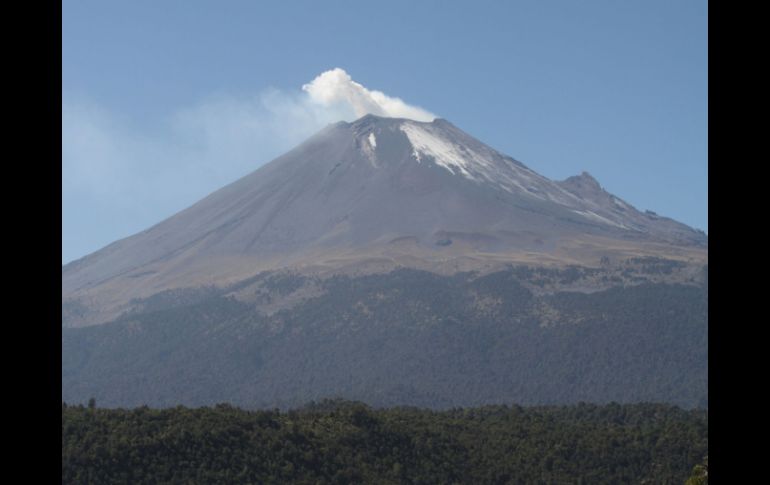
[302, 68, 436, 122]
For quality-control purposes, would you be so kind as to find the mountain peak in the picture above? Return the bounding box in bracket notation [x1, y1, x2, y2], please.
[351, 113, 383, 124]
[557, 171, 607, 202]
[348, 113, 438, 128]
[63, 114, 707, 326]
[562, 171, 601, 190]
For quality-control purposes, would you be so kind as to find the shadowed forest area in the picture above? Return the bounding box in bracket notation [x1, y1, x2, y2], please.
[64, 266, 708, 410]
[62, 399, 707, 484]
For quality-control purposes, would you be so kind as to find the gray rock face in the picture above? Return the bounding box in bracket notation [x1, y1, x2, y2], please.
[62, 114, 706, 326]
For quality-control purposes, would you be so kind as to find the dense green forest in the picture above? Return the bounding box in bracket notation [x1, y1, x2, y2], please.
[62, 400, 707, 484]
[64, 266, 707, 409]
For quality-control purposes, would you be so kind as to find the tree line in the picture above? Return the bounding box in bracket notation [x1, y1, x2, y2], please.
[63, 399, 707, 484]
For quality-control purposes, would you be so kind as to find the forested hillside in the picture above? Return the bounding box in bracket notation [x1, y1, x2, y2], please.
[62, 268, 708, 409]
[63, 266, 708, 409]
[62, 400, 707, 484]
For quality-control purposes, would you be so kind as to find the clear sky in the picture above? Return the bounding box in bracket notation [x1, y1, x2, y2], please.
[62, 0, 707, 264]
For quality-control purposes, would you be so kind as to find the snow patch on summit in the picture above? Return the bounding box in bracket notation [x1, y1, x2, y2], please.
[393, 119, 652, 232]
[398, 121, 585, 207]
[399, 122, 490, 179]
[358, 131, 378, 167]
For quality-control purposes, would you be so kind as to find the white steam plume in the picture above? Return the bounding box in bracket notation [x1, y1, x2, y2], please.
[63, 68, 437, 263]
[303, 68, 436, 122]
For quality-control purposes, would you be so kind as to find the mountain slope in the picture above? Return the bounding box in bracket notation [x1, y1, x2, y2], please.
[62, 114, 708, 410]
[63, 266, 707, 409]
[63, 115, 706, 327]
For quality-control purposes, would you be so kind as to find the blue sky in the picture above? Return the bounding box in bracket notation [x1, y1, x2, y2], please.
[62, 0, 707, 264]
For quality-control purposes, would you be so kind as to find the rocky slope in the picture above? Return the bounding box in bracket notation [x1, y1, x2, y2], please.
[62, 114, 706, 327]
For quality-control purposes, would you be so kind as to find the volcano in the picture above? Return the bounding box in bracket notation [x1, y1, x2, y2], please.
[63, 114, 706, 327]
[62, 114, 707, 409]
